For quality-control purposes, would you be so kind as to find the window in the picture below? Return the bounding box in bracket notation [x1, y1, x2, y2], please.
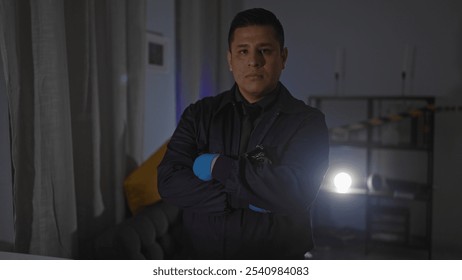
[0, 53, 14, 249]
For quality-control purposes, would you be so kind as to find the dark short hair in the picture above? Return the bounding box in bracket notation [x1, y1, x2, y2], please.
[228, 8, 285, 50]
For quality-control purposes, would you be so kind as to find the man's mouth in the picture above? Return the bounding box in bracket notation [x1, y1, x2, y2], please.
[245, 74, 264, 79]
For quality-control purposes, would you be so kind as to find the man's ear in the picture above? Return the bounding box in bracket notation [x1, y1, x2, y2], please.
[227, 50, 232, 71]
[282, 47, 288, 69]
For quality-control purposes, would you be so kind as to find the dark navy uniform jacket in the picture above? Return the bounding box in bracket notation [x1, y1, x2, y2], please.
[158, 82, 329, 259]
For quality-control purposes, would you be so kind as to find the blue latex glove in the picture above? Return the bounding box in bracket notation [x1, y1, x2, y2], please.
[249, 204, 271, 213]
[193, 153, 219, 181]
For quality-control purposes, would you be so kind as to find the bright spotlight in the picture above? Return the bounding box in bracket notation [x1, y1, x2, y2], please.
[333, 172, 352, 193]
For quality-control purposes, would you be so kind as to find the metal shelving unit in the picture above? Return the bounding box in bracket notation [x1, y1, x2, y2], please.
[309, 95, 435, 258]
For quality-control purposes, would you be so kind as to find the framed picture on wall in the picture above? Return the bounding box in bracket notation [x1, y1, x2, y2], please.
[147, 31, 168, 72]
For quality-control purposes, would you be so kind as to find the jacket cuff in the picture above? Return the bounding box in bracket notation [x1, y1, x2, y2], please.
[212, 156, 252, 210]
[211, 155, 235, 183]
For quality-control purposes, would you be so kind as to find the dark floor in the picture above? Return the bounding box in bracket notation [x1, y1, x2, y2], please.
[310, 227, 430, 260]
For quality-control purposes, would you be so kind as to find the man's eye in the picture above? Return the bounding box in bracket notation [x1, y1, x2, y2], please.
[259, 49, 272, 55]
[238, 50, 248, 55]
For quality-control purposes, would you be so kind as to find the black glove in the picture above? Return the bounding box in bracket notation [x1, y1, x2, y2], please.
[244, 145, 272, 164]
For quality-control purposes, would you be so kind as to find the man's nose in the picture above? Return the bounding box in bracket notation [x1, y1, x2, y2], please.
[248, 51, 265, 67]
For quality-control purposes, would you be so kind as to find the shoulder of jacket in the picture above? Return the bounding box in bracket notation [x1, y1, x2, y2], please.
[279, 86, 324, 118]
[184, 90, 233, 115]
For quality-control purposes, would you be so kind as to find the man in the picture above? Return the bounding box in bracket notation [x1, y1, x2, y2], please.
[158, 8, 329, 259]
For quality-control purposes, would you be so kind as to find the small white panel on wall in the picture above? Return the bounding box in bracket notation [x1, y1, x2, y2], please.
[147, 31, 169, 73]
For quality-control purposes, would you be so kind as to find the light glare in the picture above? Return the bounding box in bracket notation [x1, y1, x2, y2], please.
[334, 172, 352, 193]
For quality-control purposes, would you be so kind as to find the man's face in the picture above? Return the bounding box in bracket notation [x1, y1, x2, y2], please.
[228, 25, 288, 103]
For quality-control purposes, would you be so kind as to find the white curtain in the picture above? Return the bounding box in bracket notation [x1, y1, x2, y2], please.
[175, 0, 242, 119]
[0, 0, 146, 259]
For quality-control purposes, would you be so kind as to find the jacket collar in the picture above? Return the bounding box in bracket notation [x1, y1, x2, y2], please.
[234, 83, 280, 112]
[215, 82, 307, 115]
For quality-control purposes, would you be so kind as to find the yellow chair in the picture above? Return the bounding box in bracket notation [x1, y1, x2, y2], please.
[123, 140, 169, 215]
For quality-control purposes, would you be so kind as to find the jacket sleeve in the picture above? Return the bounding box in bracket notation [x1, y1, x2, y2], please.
[214, 110, 329, 215]
[157, 104, 228, 214]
